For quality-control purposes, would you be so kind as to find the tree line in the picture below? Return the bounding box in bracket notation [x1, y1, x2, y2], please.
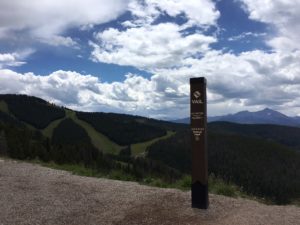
[0, 117, 182, 185]
[147, 130, 300, 204]
[76, 111, 167, 145]
[0, 94, 65, 129]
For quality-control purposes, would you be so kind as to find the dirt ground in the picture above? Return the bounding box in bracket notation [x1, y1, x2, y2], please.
[0, 158, 299, 225]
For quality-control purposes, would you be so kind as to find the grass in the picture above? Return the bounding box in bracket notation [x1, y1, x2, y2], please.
[41, 161, 104, 177]
[42, 117, 66, 138]
[28, 157, 245, 199]
[69, 110, 123, 154]
[35, 160, 136, 182]
[131, 131, 176, 156]
[0, 101, 10, 114]
[208, 175, 241, 197]
[41, 109, 123, 154]
[4, 105, 173, 156]
[9, 157, 298, 205]
[145, 174, 242, 198]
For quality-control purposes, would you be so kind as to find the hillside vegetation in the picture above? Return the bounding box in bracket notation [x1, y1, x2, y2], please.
[0, 94, 182, 184]
[147, 130, 300, 204]
[209, 122, 300, 151]
[0, 95, 65, 129]
[1, 94, 300, 205]
[76, 111, 168, 145]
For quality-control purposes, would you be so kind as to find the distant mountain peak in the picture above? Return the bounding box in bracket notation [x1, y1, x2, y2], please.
[261, 107, 271, 111]
[260, 108, 277, 113]
[173, 108, 300, 127]
[208, 108, 299, 127]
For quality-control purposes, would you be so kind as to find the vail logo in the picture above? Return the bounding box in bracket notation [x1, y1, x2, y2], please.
[192, 91, 202, 104]
[193, 91, 201, 99]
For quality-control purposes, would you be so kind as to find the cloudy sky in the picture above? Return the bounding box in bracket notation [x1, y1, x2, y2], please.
[0, 0, 300, 119]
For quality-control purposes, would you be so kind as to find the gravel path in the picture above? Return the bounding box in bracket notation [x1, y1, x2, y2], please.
[0, 158, 299, 225]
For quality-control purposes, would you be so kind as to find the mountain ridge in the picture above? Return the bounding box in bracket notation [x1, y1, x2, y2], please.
[1, 94, 300, 204]
[173, 108, 300, 127]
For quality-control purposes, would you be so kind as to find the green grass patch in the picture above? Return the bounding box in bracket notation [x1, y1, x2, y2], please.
[36, 160, 136, 182]
[131, 131, 175, 156]
[141, 177, 170, 188]
[41, 109, 123, 155]
[26, 158, 279, 204]
[42, 162, 103, 177]
[209, 174, 242, 197]
[42, 109, 79, 138]
[42, 117, 65, 138]
[107, 170, 136, 181]
[0, 101, 10, 114]
[71, 111, 123, 154]
[162, 174, 244, 197]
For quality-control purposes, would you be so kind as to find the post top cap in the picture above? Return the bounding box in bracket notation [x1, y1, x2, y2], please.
[190, 77, 206, 84]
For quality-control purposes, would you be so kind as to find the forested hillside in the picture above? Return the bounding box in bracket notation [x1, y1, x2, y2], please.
[209, 122, 300, 151]
[0, 94, 65, 129]
[0, 94, 183, 184]
[76, 111, 168, 145]
[0, 94, 300, 205]
[147, 130, 300, 204]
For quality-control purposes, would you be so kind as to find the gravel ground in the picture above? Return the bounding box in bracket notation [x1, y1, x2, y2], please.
[0, 158, 299, 225]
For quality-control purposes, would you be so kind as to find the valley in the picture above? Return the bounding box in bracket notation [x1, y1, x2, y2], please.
[0, 94, 299, 205]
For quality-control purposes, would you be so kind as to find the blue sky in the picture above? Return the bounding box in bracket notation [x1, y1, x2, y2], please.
[0, 0, 300, 119]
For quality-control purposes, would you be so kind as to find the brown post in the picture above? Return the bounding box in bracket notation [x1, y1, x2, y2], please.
[190, 77, 208, 209]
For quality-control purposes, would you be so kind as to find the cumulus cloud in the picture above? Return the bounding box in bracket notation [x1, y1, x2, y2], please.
[91, 22, 216, 71]
[0, 53, 20, 68]
[0, 68, 196, 118]
[0, 69, 167, 117]
[90, 1, 219, 71]
[128, 0, 220, 27]
[0, 0, 129, 46]
[144, 48, 300, 116]
[1, 0, 300, 118]
[2, 45, 300, 118]
[239, 0, 300, 52]
[0, 50, 34, 68]
[38, 36, 79, 48]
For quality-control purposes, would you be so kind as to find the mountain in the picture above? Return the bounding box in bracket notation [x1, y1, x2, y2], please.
[173, 108, 300, 127]
[209, 108, 300, 126]
[0, 94, 185, 182]
[294, 116, 300, 124]
[1, 94, 300, 204]
[208, 121, 300, 151]
[171, 117, 190, 124]
[147, 124, 300, 204]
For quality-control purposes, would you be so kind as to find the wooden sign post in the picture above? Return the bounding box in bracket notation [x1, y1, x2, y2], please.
[190, 77, 209, 209]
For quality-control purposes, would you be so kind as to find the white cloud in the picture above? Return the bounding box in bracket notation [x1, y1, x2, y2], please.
[0, 69, 159, 117]
[0, 0, 129, 46]
[0, 54, 15, 63]
[228, 32, 266, 42]
[2, 45, 300, 119]
[239, 0, 300, 52]
[39, 36, 79, 48]
[128, 0, 220, 27]
[91, 22, 216, 71]
[144, 49, 300, 116]
[1, 0, 300, 118]
[0, 50, 34, 68]
[0, 69, 190, 118]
